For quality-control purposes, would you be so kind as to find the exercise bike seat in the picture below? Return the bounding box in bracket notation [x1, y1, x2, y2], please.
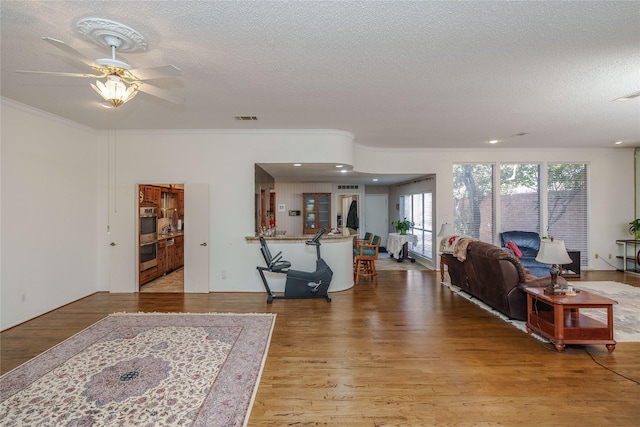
[259, 237, 291, 272]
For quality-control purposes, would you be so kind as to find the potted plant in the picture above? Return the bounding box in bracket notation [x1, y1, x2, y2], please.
[392, 218, 414, 235]
[629, 219, 640, 239]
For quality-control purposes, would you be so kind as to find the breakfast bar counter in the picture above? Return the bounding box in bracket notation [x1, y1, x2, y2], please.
[246, 233, 354, 292]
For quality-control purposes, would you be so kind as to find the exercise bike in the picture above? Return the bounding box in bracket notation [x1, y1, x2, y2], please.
[257, 229, 333, 303]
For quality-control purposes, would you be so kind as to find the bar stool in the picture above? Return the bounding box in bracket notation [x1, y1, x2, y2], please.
[353, 235, 381, 284]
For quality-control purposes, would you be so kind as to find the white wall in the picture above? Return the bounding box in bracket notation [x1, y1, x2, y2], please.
[1, 101, 99, 329]
[1, 100, 636, 329]
[96, 128, 356, 295]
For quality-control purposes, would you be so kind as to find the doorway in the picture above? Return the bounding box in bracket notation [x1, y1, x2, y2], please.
[138, 183, 185, 293]
[365, 194, 389, 248]
[336, 194, 360, 236]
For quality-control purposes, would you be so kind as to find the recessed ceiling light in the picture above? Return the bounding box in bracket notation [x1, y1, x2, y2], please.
[489, 140, 499, 144]
[335, 165, 343, 168]
[372, 178, 379, 182]
[340, 169, 348, 173]
[614, 141, 623, 145]
[293, 163, 301, 167]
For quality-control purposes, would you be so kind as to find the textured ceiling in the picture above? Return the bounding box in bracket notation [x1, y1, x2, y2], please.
[1, 1, 639, 153]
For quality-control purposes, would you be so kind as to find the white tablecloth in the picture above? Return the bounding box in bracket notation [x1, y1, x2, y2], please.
[387, 233, 418, 259]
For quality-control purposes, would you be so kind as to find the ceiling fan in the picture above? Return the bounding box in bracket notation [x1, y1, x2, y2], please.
[16, 18, 183, 108]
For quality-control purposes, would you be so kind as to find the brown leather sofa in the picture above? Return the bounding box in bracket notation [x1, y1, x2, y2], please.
[443, 240, 563, 321]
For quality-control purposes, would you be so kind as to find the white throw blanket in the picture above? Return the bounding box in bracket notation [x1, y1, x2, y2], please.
[439, 235, 478, 261]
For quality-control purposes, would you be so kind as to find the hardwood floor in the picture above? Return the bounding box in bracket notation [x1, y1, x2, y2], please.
[2, 270, 639, 425]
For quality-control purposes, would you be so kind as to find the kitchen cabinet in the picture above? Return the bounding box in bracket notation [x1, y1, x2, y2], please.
[157, 240, 167, 275]
[139, 266, 158, 285]
[140, 185, 161, 206]
[167, 239, 176, 271]
[178, 190, 185, 218]
[175, 235, 184, 268]
[303, 193, 331, 235]
[148, 186, 160, 205]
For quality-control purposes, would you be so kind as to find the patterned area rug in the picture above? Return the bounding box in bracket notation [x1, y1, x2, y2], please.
[441, 281, 640, 343]
[0, 313, 276, 426]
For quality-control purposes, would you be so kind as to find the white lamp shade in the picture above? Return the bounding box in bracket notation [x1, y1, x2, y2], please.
[535, 239, 572, 264]
[437, 223, 454, 237]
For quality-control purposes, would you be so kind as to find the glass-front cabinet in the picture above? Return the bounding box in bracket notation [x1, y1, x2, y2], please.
[303, 193, 331, 235]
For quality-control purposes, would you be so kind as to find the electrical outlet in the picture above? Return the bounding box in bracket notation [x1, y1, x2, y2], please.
[608, 254, 612, 259]
[594, 253, 599, 259]
[21, 292, 26, 302]
[221, 270, 227, 280]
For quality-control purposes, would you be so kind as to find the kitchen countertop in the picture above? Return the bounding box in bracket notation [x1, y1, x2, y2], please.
[157, 231, 184, 241]
[245, 233, 353, 242]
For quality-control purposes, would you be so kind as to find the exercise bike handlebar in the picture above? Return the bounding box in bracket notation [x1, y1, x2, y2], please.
[305, 229, 326, 246]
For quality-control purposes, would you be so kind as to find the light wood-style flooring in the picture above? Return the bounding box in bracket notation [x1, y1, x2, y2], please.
[139, 267, 184, 293]
[2, 269, 639, 426]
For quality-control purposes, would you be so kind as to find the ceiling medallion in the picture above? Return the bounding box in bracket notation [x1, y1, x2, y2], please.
[75, 18, 147, 53]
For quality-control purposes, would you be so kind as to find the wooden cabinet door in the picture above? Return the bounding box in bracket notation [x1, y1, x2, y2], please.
[316, 193, 331, 231]
[178, 190, 185, 218]
[303, 193, 331, 235]
[175, 236, 184, 268]
[157, 240, 167, 275]
[142, 185, 161, 206]
[167, 243, 176, 271]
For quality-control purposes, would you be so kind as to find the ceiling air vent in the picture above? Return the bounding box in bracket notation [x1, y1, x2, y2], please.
[234, 116, 258, 121]
[338, 184, 359, 190]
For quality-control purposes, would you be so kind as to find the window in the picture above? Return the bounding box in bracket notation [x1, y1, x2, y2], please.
[399, 192, 433, 259]
[500, 164, 540, 234]
[453, 162, 589, 265]
[453, 164, 494, 242]
[547, 164, 588, 264]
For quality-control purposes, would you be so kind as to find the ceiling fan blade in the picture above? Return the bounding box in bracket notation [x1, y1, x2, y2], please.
[42, 37, 100, 69]
[614, 90, 640, 101]
[135, 83, 185, 104]
[16, 70, 104, 79]
[129, 65, 182, 81]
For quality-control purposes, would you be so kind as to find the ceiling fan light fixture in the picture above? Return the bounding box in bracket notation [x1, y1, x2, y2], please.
[91, 75, 137, 107]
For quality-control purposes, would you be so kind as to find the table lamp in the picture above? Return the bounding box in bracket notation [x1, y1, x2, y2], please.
[437, 223, 454, 237]
[535, 237, 572, 293]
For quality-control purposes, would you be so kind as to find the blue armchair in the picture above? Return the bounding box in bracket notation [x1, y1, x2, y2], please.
[499, 231, 551, 277]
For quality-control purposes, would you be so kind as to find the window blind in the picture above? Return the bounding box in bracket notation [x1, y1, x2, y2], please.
[547, 163, 588, 265]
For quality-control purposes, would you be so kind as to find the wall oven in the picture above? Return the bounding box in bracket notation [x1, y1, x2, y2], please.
[140, 207, 158, 244]
[140, 206, 158, 271]
[140, 241, 158, 271]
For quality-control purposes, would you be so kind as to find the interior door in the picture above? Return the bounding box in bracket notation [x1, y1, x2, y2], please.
[108, 183, 137, 292]
[184, 183, 210, 293]
[365, 194, 389, 247]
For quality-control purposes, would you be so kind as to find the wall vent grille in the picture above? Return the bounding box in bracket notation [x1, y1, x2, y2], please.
[338, 184, 359, 190]
[234, 116, 258, 121]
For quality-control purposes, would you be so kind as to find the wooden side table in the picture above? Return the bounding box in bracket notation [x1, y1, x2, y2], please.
[524, 287, 617, 352]
[440, 253, 448, 282]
